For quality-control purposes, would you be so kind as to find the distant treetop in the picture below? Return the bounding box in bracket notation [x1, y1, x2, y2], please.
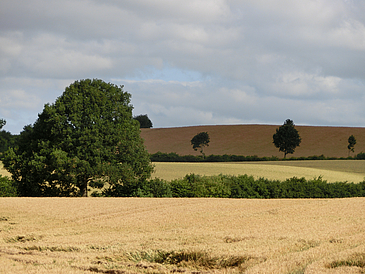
[134, 114, 153, 128]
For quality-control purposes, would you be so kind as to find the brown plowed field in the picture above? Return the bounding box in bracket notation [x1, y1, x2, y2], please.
[141, 124, 365, 158]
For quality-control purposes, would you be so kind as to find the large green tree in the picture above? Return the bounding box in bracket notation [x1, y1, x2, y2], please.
[3, 79, 153, 197]
[273, 119, 302, 158]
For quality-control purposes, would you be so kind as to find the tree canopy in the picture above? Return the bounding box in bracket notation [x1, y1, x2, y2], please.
[273, 119, 301, 158]
[191, 132, 210, 158]
[134, 114, 153, 128]
[3, 79, 153, 197]
[348, 135, 356, 156]
[0, 119, 5, 130]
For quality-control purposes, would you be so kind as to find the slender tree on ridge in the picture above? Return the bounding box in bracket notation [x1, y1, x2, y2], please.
[191, 132, 210, 158]
[348, 135, 356, 156]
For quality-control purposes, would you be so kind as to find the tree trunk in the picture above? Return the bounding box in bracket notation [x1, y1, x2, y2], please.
[80, 179, 88, 197]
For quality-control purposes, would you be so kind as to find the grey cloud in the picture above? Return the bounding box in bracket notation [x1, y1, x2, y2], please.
[1, 0, 365, 134]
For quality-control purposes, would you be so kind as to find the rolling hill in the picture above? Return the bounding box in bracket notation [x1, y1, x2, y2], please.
[140, 124, 365, 158]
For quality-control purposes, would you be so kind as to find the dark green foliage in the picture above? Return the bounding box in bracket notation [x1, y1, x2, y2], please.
[137, 174, 365, 198]
[0, 119, 18, 155]
[3, 79, 153, 197]
[348, 135, 356, 156]
[356, 152, 365, 159]
[0, 130, 18, 155]
[150, 152, 356, 162]
[137, 178, 172, 197]
[0, 175, 17, 197]
[287, 155, 327, 161]
[150, 152, 281, 162]
[134, 114, 153, 128]
[150, 152, 201, 162]
[150, 152, 365, 162]
[273, 119, 302, 158]
[191, 132, 210, 157]
[0, 119, 5, 130]
[170, 174, 231, 198]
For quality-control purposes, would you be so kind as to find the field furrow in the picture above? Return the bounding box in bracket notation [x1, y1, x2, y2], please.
[1, 198, 364, 273]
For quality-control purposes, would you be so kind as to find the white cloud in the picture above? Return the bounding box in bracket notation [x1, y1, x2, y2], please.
[1, 0, 365, 134]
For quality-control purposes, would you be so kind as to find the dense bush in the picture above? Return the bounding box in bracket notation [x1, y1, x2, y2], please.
[127, 174, 365, 199]
[0, 175, 17, 197]
[169, 174, 231, 198]
[137, 178, 172, 197]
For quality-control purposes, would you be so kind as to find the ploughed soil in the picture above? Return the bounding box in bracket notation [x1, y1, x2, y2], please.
[140, 124, 365, 158]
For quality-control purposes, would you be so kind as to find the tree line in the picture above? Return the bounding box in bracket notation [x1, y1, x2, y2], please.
[150, 152, 365, 162]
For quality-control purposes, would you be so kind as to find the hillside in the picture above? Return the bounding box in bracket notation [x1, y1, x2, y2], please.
[140, 124, 365, 158]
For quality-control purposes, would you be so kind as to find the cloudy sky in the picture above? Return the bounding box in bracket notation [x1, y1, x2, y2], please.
[1, 0, 365, 134]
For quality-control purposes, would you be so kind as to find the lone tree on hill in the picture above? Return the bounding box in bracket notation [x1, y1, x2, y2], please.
[191, 132, 210, 158]
[134, 114, 153, 128]
[273, 119, 301, 158]
[348, 135, 356, 156]
[3, 79, 153, 197]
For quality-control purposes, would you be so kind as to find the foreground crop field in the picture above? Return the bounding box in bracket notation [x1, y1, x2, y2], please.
[152, 160, 365, 183]
[0, 198, 364, 273]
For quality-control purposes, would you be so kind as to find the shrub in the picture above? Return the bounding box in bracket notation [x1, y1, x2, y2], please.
[165, 175, 365, 199]
[0, 175, 17, 197]
[356, 152, 365, 160]
[138, 178, 172, 197]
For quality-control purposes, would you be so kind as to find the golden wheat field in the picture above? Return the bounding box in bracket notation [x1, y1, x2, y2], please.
[0, 197, 364, 274]
[152, 160, 365, 183]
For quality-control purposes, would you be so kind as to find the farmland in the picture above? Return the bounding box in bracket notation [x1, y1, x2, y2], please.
[141, 124, 365, 158]
[1, 124, 365, 273]
[0, 197, 364, 273]
[152, 160, 365, 183]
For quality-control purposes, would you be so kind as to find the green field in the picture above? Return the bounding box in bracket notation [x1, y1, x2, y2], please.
[152, 160, 365, 183]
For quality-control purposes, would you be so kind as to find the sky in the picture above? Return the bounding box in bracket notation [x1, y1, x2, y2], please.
[1, 0, 365, 134]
